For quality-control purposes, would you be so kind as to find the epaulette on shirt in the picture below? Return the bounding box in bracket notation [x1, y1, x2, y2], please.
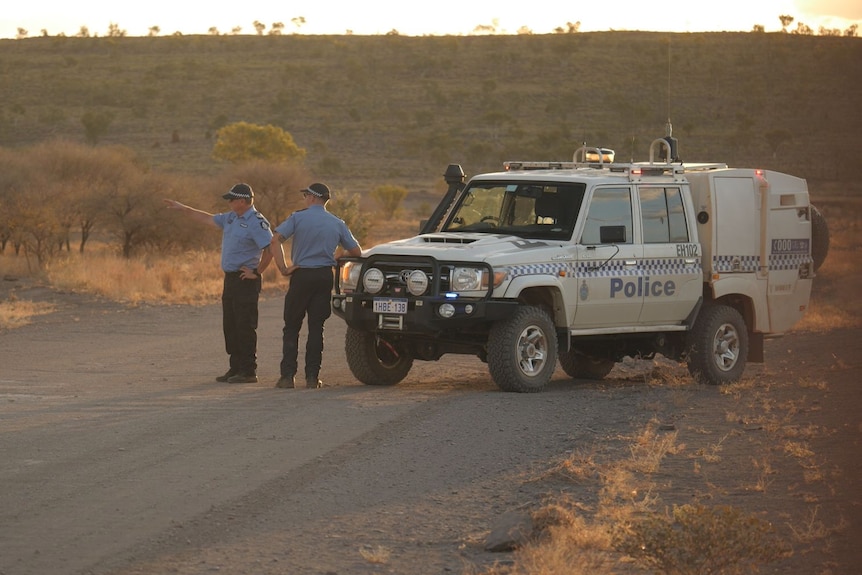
[256, 212, 270, 229]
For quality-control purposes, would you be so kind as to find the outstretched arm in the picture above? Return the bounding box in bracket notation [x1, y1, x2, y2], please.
[163, 199, 217, 228]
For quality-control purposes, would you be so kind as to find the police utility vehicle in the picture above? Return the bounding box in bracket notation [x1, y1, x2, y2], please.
[332, 134, 829, 392]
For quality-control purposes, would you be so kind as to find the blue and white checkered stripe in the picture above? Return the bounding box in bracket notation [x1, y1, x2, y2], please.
[506, 259, 702, 280]
[574, 258, 703, 278]
[713, 254, 811, 273]
[713, 255, 760, 273]
[507, 262, 572, 278]
[770, 253, 811, 271]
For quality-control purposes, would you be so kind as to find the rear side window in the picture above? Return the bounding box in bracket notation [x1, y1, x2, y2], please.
[640, 187, 690, 243]
[581, 187, 633, 245]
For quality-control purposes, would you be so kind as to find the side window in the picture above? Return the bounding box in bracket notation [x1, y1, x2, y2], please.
[581, 187, 633, 245]
[639, 187, 689, 244]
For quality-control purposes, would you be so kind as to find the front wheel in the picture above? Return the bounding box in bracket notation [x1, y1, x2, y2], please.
[686, 304, 748, 385]
[345, 327, 413, 386]
[487, 306, 558, 393]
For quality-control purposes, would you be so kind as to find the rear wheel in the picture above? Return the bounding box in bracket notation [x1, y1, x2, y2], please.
[488, 306, 558, 393]
[811, 204, 830, 272]
[345, 327, 413, 386]
[686, 304, 748, 385]
[559, 349, 615, 380]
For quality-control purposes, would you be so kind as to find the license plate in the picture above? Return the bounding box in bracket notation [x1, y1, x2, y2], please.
[373, 298, 408, 314]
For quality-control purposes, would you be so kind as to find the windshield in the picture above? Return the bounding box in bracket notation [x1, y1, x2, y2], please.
[441, 181, 586, 241]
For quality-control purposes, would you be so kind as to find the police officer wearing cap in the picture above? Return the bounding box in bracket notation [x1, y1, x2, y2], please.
[269, 182, 362, 389]
[164, 183, 273, 384]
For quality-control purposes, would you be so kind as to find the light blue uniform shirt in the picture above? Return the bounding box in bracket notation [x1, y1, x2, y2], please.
[274, 205, 359, 268]
[213, 207, 273, 272]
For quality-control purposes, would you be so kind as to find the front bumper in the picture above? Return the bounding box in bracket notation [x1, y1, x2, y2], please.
[332, 293, 519, 333]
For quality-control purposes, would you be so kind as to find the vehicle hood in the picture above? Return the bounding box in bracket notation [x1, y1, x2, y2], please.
[364, 232, 562, 262]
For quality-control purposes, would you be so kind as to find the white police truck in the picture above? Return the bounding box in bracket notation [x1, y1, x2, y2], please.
[332, 134, 829, 392]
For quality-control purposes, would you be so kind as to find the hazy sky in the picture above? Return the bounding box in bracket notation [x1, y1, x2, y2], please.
[2, 0, 860, 39]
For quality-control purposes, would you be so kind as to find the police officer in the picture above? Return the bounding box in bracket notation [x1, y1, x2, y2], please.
[269, 183, 361, 389]
[164, 183, 273, 384]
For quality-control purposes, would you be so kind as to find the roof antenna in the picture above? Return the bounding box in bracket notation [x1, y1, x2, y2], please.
[661, 38, 680, 163]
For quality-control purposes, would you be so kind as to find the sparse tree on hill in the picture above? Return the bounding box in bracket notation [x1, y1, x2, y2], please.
[253, 20, 266, 35]
[77, 26, 90, 38]
[291, 17, 306, 32]
[752, 24, 765, 33]
[269, 22, 284, 35]
[779, 15, 794, 32]
[81, 111, 115, 145]
[208, 27, 219, 36]
[16, 28, 28, 40]
[845, 24, 858, 37]
[554, 21, 581, 34]
[148, 26, 160, 37]
[107, 23, 126, 37]
[793, 22, 813, 35]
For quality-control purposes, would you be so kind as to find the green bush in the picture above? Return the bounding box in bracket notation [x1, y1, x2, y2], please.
[369, 184, 408, 219]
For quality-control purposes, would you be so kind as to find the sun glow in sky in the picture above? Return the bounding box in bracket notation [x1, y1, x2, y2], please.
[1, 0, 859, 39]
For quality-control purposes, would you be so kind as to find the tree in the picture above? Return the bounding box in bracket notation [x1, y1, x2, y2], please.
[148, 26, 160, 37]
[291, 17, 306, 32]
[16, 28, 28, 40]
[269, 22, 284, 35]
[779, 15, 794, 31]
[370, 184, 408, 219]
[106, 23, 126, 37]
[226, 160, 311, 225]
[765, 129, 792, 159]
[253, 20, 266, 35]
[793, 22, 813, 35]
[81, 110, 115, 145]
[213, 122, 306, 164]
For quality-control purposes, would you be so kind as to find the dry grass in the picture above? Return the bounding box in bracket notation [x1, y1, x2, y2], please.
[358, 544, 391, 564]
[0, 295, 55, 330]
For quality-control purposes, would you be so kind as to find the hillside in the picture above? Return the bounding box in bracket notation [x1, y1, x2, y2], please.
[1, 32, 860, 194]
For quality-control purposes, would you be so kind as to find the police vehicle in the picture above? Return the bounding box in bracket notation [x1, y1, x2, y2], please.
[332, 133, 829, 392]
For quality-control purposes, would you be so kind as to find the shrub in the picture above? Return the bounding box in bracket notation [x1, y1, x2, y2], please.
[369, 184, 408, 219]
[612, 504, 788, 575]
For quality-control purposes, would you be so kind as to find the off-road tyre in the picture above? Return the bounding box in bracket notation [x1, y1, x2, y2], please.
[558, 349, 615, 380]
[686, 304, 748, 385]
[487, 305, 558, 393]
[345, 327, 413, 386]
[811, 204, 830, 272]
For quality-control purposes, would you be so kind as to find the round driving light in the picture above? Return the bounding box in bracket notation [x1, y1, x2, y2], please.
[406, 270, 429, 296]
[363, 268, 384, 294]
[464, 304, 474, 315]
[437, 303, 455, 318]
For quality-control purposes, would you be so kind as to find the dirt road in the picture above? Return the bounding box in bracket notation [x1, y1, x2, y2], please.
[1, 288, 860, 575]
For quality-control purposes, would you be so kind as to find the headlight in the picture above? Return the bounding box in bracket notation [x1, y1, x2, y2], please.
[363, 267, 385, 294]
[339, 261, 361, 292]
[451, 267, 508, 293]
[406, 270, 429, 296]
[452, 267, 484, 291]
